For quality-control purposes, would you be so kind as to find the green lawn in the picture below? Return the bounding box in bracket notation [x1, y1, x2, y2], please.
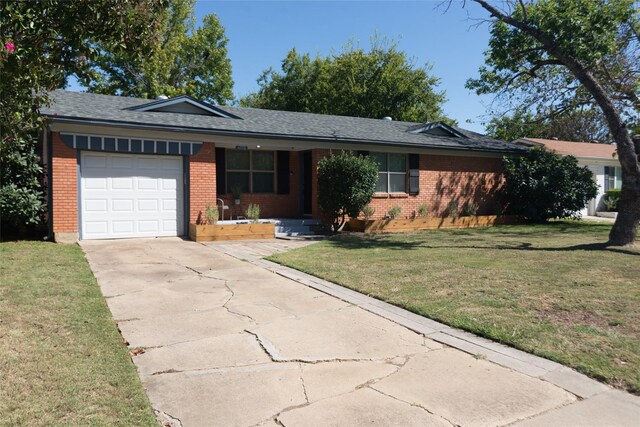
[268, 222, 640, 394]
[0, 241, 156, 426]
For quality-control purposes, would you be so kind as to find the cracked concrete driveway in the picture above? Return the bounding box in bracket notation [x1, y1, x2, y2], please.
[81, 238, 638, 427]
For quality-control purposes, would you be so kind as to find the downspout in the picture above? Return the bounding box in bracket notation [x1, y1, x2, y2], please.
[45, 129, 54, 240]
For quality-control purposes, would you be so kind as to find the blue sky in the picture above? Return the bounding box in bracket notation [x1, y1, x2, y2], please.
[71, 1, 496, 132]
[198, 0, 495, 132]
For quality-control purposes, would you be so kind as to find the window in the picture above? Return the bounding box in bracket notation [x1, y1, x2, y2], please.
[606, 166, 623, 190]
[226, 150, 275, 193]
[370, 152, 407, 193]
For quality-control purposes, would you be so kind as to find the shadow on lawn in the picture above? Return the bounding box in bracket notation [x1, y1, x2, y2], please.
[328, 236, 640, 256]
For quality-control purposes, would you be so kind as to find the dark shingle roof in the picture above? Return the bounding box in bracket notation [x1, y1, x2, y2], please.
[42, 90, 526, 154]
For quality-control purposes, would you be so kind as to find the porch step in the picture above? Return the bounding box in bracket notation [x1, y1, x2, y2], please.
[273, 218, 322, 237]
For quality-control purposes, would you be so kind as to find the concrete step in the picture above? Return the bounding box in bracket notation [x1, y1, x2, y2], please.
[272, 218, 322, 237]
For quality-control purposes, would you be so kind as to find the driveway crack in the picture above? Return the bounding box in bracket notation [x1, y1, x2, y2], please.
[244, 330, 396, 364]
[367, 386, 457, 426]
[183, 265, 225, 281]
[298, 363, 310, 404]
[154, 408, 183, 427]
[222, 280, 257, 324]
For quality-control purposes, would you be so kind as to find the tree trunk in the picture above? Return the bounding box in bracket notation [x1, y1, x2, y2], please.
[609, 136, 640, 246]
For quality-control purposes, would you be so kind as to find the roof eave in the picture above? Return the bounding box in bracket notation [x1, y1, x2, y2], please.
[45, 114, 526, 154]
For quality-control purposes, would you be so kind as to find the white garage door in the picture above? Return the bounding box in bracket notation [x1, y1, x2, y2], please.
[81, 152, 184, 239]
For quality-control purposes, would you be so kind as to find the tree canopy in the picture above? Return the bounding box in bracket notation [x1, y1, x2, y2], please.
[242, 38, 451, 123]
[486, 108, 613, 143]
[80, 0, 234, 104]
[466, 0, 640, 245]
[1, 0, 169, 226]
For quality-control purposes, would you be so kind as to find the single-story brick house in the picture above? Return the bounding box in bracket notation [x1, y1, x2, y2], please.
[41, 90, 526, 242]
[515, 138, 619, 216]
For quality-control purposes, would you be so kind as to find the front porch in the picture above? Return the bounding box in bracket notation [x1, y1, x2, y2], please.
[214, 147, 322, 220]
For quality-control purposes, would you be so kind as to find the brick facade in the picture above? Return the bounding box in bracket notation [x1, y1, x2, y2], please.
[310, 150, 505, 221]
[51, 132, 78, 237]
[189, 142, 216, 223]
[48, 130, 506, 240]
[366, 154, 505, 219]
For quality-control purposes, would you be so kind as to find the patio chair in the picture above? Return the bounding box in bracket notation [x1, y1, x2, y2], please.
[217, 198, 230, 221]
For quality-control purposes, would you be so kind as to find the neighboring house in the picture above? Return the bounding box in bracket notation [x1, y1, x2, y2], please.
[515, 137, 620, 216]
[41, 90, 526, 242]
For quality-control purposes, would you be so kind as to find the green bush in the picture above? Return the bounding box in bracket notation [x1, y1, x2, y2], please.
[463, 202, 479, 217]
[387, 206, 402, 219]
[0, 137, 44, 226]
[361, 205, 375, 220]
[417, 204, 429, 218]
[503, 147, 598, 222]
[446, 201, 459, 219]
[245, 203, 260, 223]
[205, 204, 219, 225]
[604, 189, 621, 212]
[317, 151, 378, 231]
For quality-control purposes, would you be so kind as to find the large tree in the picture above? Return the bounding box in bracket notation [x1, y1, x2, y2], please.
[487, 108, 613, 143]
[465, 0, 640, 246]
[80, 0, 233, 104]
[242, 38, 451, 123]
[1, 0, 168, 227]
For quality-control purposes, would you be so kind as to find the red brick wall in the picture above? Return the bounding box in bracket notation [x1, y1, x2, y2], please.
[310, 150, 505, 221]
[51, 132, 78, 233]
[189, 142, 216, 223]
[220, 151, 301, 219]
[366, 154, 505, 219]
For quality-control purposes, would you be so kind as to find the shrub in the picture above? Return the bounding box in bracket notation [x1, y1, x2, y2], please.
[417, 204, 429, 218]
[245, 203, 260, 223]
[463, 202, 478, 217]
[317, 151, 378, 231]
[604, 189, 621, 212]
[446, 201, 459, 219]
[0, 139, 44, 226]
[387, 206, 402, 219]
[503, 147, 598, 222]
[362, 205, 375, 220]
[205, 204, 219, 225]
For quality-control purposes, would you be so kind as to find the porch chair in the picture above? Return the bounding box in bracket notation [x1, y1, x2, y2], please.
[217, 198, 230, 221]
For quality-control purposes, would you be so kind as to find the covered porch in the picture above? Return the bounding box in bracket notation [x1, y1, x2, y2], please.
[213, 141, 324, 220]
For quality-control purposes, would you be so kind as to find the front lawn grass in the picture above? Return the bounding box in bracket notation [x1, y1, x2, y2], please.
[0, 241, 157, 426]
[268, 222, 640, 394]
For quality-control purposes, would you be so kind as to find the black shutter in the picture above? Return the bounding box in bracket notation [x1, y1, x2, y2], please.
[357, 150, 369, 157]
[604, 166, 610, 191]
[409, 153, 420, 195]
[277, 151, 290, 194]
[216, 147, 226, 195]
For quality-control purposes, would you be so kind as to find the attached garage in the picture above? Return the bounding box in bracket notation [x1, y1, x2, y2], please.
[80, 152, 184, 239]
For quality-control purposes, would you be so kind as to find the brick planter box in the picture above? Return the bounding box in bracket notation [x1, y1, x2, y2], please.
[189, 222, 275, 241]
[347, 215, 522, 233]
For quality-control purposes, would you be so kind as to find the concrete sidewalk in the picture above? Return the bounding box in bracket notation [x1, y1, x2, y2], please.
[82, 238, 640, 427]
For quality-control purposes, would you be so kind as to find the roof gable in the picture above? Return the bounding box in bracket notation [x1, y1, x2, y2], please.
[409, 121, 468, 138]
[127, 95, 240, 119]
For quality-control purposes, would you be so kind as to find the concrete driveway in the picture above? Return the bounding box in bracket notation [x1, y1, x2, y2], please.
[81, 238, 640, 427]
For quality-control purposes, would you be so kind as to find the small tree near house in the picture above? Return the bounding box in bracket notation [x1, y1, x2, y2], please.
[317, 151, 378, 231]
